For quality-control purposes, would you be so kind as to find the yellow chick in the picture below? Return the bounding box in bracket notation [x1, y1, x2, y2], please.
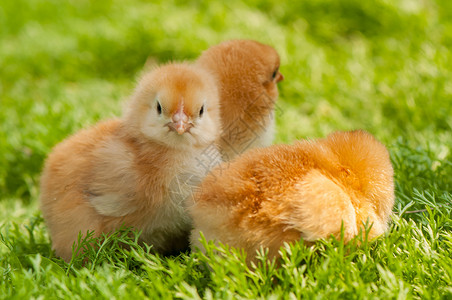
[40, 63, 221, 261]
[190, 130, 394, 263]
[196, 40, 283, 161]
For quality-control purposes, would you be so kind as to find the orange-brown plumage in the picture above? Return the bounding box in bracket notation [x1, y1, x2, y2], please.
[196, 40, 283, 161]
[40, 63, 221, 261]
[190, 130, 394, 263]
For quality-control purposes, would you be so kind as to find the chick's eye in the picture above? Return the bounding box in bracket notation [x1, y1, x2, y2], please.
[156, 101, 162, 115]
[272, 67, 279, 80]
[199, 105, 204, 117]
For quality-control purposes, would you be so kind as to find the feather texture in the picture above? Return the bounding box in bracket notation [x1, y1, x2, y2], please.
[40, 63, 222, 261]
[196, 40, 283, 161]
[190, 130, 395, 263]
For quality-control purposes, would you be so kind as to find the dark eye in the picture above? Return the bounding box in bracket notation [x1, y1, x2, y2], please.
[199, 105, 204, 117]
[272, 67, 279, 80]
[156, 101, 162, 115]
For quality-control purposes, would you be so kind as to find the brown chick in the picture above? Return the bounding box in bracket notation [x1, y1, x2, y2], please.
[196, 40, 284, 161]
[40, 62, 221, 262]
[190, 130, 394, 263]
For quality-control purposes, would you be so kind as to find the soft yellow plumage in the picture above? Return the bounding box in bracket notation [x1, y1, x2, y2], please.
[196, 40, 284, 161]
[40, 63, 222, 261]
[190, 130, 395, 264]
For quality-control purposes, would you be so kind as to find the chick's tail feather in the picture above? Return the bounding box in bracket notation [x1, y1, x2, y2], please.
[281, 169, 362, 243]
[281, 130, 392, 243]
[324, 130, 395, 225]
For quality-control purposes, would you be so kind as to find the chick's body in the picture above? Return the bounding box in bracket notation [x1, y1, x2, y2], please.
[196, 40, 283, 161]
[40, 63, 221, 261]
[190, 130, 394, 262]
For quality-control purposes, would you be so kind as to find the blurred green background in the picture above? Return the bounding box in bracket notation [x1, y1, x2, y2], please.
[1, 1, 452, 298]
[1, 0, 451, 207]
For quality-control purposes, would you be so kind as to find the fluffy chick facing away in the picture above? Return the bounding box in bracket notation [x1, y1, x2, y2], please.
[196, 39, 284, 161]
[190, 130, 394, 263]
[40, 63, 222, 262]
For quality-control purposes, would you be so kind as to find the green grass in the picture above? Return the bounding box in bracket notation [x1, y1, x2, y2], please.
[1, 0, 451, 298]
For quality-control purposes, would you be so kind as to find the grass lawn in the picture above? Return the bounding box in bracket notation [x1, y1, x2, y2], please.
[1, 0, 451, 298]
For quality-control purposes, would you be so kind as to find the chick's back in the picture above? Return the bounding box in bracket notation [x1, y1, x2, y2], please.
[190, 130, 394, 261]
[40, 120, 124, 260]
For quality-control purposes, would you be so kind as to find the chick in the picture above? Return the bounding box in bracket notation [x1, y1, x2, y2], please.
[40, 63, 221, 262]
[190, 130, 394, 263]
[196, 40, 283, 161]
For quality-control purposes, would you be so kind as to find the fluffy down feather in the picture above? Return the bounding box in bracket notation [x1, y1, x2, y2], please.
[190, 130, 394, 263]
[40, 63, 222, 261]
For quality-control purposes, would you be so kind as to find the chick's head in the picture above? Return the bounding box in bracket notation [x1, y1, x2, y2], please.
[125, 63, 220, 149]
[197, 40, 283, 116]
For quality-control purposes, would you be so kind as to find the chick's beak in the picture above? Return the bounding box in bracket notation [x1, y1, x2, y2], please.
[275, 71, 284, 83]
[169, 105, 192, 135]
